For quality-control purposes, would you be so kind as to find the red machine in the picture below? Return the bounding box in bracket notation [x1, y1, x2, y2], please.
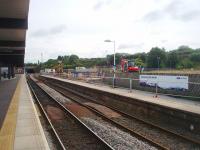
[121, 59, 139, 72]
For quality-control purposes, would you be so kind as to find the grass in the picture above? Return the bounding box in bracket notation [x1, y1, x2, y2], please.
[143, 69, 200, 74]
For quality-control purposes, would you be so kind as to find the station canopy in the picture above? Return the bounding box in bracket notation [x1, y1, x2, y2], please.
[0, 0, 29, 67]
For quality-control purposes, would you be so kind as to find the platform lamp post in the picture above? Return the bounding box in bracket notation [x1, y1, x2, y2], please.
[104, 39, 116, 88]
[40, 52, 43, 74]
[156, 56, 160, 97]
[58, 60, 62, 77]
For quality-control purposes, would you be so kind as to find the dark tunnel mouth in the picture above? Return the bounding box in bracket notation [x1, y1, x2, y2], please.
[26, 69, 35, 73]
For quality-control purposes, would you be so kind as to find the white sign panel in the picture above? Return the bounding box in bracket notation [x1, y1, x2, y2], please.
[139, 75, 188, 90]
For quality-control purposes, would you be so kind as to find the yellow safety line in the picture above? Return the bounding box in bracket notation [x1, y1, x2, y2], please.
[0, 76, 22, 150]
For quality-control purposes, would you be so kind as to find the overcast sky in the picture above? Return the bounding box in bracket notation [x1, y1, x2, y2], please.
[25, 0, 200, 63]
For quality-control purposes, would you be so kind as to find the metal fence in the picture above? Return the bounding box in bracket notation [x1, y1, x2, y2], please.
[101, 76, 200, 100]
[41, 72, 200, 100]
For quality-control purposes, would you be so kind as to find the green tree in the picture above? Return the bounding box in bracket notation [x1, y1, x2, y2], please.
[106, 53, 122, 66]
[177, 45, 193, 51]
[63, 55, 70, 67]
[69, 55, 79, 68]
[177, 59, 194, 69]
[44, 59, 57, 68]
[166, 52, 178, 68]
[175, 45, 193, 60]
[147, 47, 166, 68]
[190, 52, 200, 62]
[57, 56, 63, 61]
[135, 58, 144, 67]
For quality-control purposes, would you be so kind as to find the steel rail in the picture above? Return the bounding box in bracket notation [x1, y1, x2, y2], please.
[28, 77, 114, 150]
[47, 81, 200, 148]
[44, 81, 167, 150]
[27, 78, 66, 150]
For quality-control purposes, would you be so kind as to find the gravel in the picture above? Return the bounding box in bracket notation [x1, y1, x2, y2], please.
[32, 76, 158, 150]
[36, 107, 59, 150]
[38, 82, 72, 103]
[83, 117, 158, 150]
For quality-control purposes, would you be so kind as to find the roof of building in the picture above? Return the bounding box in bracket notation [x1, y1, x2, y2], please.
[0, 0, 30, 67]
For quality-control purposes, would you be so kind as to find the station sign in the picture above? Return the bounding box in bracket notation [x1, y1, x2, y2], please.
[139, 75, 188, 90]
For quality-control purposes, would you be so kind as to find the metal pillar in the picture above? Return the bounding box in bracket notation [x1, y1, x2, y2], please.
[113, 40, 116, 88]
[11, 66, 15, 78]
[8, 65, 11, 79]
[0, 66, 1, 81]
[129, 78, 132, 93]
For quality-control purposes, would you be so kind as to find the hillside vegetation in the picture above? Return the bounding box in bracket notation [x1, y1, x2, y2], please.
[26, 45, 200, 70]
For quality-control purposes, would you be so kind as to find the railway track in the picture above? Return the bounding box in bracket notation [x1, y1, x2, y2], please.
[27, 77, 113, 150]
[42, 78, 200, 150]
[34, 77, 165, 150]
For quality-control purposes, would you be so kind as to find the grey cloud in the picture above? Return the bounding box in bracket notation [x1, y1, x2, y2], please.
[179, 10, 200, 21]
[165, 0, 200, 21]
[31, 30, 49, 37]
[49, 25, 67, 34]
[118, 43, 144, 49]
[93, 0, 112, 11]
[31, 25, 67, 37]
[143, 10, 164, 22]
[93, 1, 104, 10]
[165, 0, 182, 13]
[143, 0, 200, 22]
[161, 40, 168, 43]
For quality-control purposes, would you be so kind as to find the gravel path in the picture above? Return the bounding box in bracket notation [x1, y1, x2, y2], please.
[30, 78, 110, 150]
[84, 99, 198, 149]
[38, 82, 72, 103]
[33, 77, 159, 149]
[83, 117, 158, 150]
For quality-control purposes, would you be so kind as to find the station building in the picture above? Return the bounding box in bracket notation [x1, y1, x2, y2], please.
[0, 0, 29, 80]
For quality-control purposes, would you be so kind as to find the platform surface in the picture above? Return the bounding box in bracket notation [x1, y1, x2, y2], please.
[0, 75, 49, 150]
[0, 76, 20, 129]
[42, 75, 200, 115]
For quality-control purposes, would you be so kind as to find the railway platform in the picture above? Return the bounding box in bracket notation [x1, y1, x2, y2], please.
[42, 75, 200, 115]
[0, 74, 49, 150]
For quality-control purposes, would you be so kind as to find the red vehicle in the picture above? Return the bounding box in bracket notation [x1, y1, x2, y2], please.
[121, 59, 139, 72]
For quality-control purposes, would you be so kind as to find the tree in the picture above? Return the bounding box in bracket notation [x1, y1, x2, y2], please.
[29, 45, 200, 70]
[190, 52, 200, 62]
[138, 53, 147, 63]
[106, 53, 122, 66]
[44, 59, 57, 68]
[147, 47, 166, 68]
[57, 56, 63, 61]
[127, 53, 147, 63]
[177, 59, 194, 69]
[135, 58, 144, 67]
[175, 45, 193, 60]
[69, 55, 79, 68]
[177, 45, 193, 51]
[166, 52, 178, 68]
[63, 55, 70, 64]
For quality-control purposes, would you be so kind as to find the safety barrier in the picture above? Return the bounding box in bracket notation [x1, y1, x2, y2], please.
[41, 72, 200, 100]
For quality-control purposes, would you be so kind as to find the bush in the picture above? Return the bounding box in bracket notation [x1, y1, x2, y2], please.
[190, 52, 200, 62]
[177, 59, 194, 68]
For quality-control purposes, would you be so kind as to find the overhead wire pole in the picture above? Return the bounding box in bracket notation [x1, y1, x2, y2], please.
[41, 52, 43, 73]
[104, 39, 116, 88]
[113, 40, 116, 88]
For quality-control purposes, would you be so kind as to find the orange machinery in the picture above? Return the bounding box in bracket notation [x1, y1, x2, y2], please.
[121, 59, 139, 72]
